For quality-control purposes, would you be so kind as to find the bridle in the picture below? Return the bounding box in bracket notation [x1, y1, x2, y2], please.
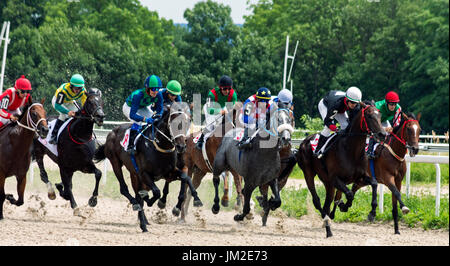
[17, 103, 46, 134]
[387, 119, 419, 151]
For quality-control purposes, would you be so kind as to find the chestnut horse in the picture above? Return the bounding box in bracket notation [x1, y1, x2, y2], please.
[180, 108, 243, 221]
[331, 112, 421, 234]
[296, 103, 386, 237]
[0, 100, 48, 219]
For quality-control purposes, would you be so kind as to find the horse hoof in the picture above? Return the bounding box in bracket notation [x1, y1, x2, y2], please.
[73, 208, 81, 217]
[5, 194, 15, 203]
[234, 214, 244, 221]
[88, 196, 97, 207]
[157, 200, 166, 209]
[211, 205, 220, 215]
[221, 199, 229, 207]
[246, 212, 254, 220]
[262, 216, 268, 226]
[48, 193, 56, 200]
[367, 214, 375, 222]
[172, 207, 181, 217]
[193, 199, 203, 207]
[131, 204, 141, 211]
[401, 206, 410, 214]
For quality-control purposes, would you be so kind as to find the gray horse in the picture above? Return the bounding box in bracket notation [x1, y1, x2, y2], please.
[211, 105, 294, 222]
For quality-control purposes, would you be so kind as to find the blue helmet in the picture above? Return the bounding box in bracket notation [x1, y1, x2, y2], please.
[144, 75, 163, 89]
[256, 87, 271, 102]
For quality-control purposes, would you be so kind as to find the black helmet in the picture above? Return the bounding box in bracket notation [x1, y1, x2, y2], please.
[218, 75, 233, 87]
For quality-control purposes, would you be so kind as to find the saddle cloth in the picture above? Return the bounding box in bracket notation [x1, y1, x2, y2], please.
[192, 132, 201, 144]
[310, 133, 337, 153]
[37, 118, 73, 156]
[233, 128, 245, 142]
[120, 128, 143, 151]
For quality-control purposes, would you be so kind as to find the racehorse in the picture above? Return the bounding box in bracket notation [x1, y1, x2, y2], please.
[296, 102, 386, 237]
[180, 108, 244, 221]
[0, 100, 48, 219]
[94, 102, 203, 232]
[330, 112, 421, 234]
[32, 88, 105, 215]
[211, 105, 294, 223]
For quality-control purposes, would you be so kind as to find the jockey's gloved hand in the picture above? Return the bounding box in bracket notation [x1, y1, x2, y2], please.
[145, 117, 154, 124]
[328, 124, 337, 131]
[152, 114, 162, 120]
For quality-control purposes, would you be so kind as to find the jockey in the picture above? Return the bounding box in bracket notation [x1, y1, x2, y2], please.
[273, 88, 294, 121]
[160, 80, 182, 105]
[49, 74, 87, 144]
[122, 74, 164, 154]
[237, 87, 273, 150]
[196, 75, 238, 150]
[314, 86, 362, 158]
[0, 75, 32, 130]
[366, 91, 402, 159]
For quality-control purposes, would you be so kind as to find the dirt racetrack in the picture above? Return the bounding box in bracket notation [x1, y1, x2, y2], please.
[1, 177, 448, 246]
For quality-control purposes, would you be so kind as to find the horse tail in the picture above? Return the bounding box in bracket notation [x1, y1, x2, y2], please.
[94, 144, 106, 163]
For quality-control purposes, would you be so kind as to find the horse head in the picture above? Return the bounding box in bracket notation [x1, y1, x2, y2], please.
[167, 102, 191, 154]
[268, 104, 294, 149]
[398, 112, 421, 157]
[83, 88, 105, 126]
[359, 102, 386, 141]
[19, 99, 49, 139]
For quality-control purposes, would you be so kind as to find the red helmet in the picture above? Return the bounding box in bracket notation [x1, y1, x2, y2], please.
[385, 91, 400, 103]
[14, 75, 32, 91]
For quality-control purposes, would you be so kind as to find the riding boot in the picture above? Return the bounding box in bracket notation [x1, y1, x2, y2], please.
[195, 133, 205, 150]
[238, 127, 252, 150]
[366, 137, 376, 160]
[49, 119, 64, 145]
[313, 135, 328, 158]
[126, 129, 139, 155]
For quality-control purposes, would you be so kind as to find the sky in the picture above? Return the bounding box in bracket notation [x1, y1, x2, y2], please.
[139, 0, 257, 24]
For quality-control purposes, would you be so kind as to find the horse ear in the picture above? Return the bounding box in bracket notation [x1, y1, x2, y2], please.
[40, 98, 46, 105]
[416, 112, 421, 121]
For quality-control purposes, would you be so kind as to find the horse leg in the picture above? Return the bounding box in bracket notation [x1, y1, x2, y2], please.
[330, 190, 342, 220]
[181, 167, 201, 221]
[180, 170, 202, 207]
[157, 180, 170, 209]
[211, 174, 221, 214]
[233, 171, 244, 211]
[221, 172, 229, 207]
[58, 169, 78, 212]
[234, 183, 256, 221]
[257, 185, 269, 226]
[389, 177, 408, 234]
[5, 175, 26, 206]
[361, 174, 378, 222]
[36, 152, 56, 200]
[112, 159, 140, 211]
[334, 177, 354, 212]
[303, 168, 323, 214]
[135, 193, 148, 232]
[86, 165, 102, 207]
[0, 174, 5, 220]
[322, 183, 335, 238]
[141, 172, 160, 207]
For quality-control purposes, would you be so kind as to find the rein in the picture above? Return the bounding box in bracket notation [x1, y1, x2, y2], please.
[384, 119, 419, 161]
[67, 119, 93, 145]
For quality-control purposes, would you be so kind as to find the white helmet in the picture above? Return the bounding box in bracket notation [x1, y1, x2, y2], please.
[277, 89, 293, 104]
[345, 86, 362, 102]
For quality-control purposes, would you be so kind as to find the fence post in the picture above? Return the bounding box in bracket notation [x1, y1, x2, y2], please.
[435, 163, 441, 216]
[406, 162, 411, 198]
[379, 184, 384, 214]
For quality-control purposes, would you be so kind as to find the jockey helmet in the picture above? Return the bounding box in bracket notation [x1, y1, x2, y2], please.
[70, 74, 85, 88]
[144, 75, 163, 89]
[15, 75, 32, 91]
[218, 75, 233, 88]
[277, 89, 293, 104]
[166, 80, 182, 95]
[256, 87, 272, 101]
[345, 86, 362, 103]
[385, 91, 400, 103]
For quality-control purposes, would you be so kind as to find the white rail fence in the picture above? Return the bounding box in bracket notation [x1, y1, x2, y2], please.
[28, 121, 448, 216]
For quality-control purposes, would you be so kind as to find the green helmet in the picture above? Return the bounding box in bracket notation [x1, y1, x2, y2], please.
[70, 74, 85, 87]
[166, 80, 182, 95]
[144, 75, 162, 89]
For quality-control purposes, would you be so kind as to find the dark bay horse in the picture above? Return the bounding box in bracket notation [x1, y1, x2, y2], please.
[180, 109, 244, 222]
[94, 103, 203, 232]
[0, 100, 48, 219]
[296, 103, 386, 237]
[331, 112, 421, 234]
[32, 88, 105, 215]
[212, 106, 294, 223]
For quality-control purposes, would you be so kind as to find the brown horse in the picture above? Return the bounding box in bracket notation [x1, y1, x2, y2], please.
[0, 100, 48, 220]
[330, 112, 421, 234]
[180, 108, 243, 221]
[296, 103, 385, 237]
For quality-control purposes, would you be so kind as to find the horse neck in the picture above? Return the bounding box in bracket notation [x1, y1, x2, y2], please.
[343, 111, 367, 158]
[70, 117, 94, 139]
[153, 122, 173, 149]
[386, 124, 407, 158]
[13, 109, 35, 148]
